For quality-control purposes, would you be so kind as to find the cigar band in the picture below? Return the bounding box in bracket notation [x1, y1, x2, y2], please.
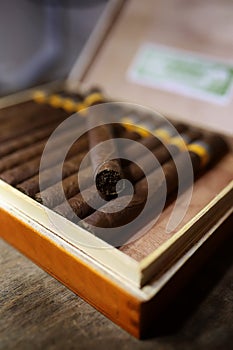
[169, 136, 187, 151]
[154, 128, 172, 142]
[187, 141, 210, 167]
[33, 90, 48, 104]
[62, 98, 77, 112]
[76, 103, 88, 116]
[84, 92, 105, 107]
[49, 94, 64, 108]
[122, 123, 151, 137]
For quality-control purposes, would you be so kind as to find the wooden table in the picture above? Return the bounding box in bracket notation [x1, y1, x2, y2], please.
[1, 215, 232, 349]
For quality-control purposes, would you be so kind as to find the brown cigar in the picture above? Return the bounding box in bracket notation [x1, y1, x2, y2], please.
[0, 100, 58, 123]
[41, 125, 189, 211]
[0, 120, 68, 158]
[34, 127, 141, 207]
[88, 123, 124, 199]
[52, 129, 200, 220]
[124, 129, 202, 182]
[81, 134, 228, 238]
[50, 124, 187, 212]
[0, 118, 86, 173]
[18, 152, 89, 197]
[86, 121, 187, 199]
[0, 103, 68, 143]
[0, 134, 89, 185]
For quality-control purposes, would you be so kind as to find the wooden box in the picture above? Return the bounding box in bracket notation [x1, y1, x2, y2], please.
[0, 0, 232, 338]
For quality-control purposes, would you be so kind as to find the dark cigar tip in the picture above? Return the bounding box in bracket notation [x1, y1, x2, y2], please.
[96, 170, 124, 199]
[34, 193, 43, 204]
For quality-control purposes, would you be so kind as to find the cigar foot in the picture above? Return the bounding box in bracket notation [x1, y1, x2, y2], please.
[96, 169, 124, 199]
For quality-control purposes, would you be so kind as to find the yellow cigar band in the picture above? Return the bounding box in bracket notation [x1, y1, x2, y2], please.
[75, 102, 87, 116]
[169, 136, 187, 151]
[49, 94, 64, 108]
[84, 92, 104, 107]
[33, 90, 48, 104]
[123, 123, 151, 137]
[187, 143, 210, 167]
[62, 98, 77, 112]
[154, 128, 171, 142]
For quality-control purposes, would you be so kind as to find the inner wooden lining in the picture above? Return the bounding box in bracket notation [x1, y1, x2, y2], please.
[119, 154, 233, 260]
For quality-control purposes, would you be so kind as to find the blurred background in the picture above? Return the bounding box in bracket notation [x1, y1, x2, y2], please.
[0, 0, 108, 96]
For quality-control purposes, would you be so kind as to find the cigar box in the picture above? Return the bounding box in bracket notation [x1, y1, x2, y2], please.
[0, 0, 232, 339]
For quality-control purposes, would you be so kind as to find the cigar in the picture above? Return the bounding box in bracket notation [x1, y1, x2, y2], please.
[122, 122, 187, 160]
[36, 135, 158, 209]
[0, 119, 68, 158]
[86, 120, 186, 199]
[35, 164, 93, 207]
[0, 133, 89, 185]
[81, 134, 228, 241]
[18, 152, 89, 197]
[38, 124, 189, 211]
[34, 88, 105, 113]
[121, 113, 165, 137]
[54, 185, 101, 221]
[88, 121, 124, 199]
[0, 104, 68, 143]
[0, 116, 86, 173]
[124, 129, 202, 183]
[34, 126, 141, 207]
[52, 129, 201, 220]
[0, 100, 40, 122]
[48, 91, 83, 110]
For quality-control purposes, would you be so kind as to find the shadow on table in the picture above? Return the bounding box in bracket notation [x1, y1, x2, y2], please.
[143, 214, 233, 339]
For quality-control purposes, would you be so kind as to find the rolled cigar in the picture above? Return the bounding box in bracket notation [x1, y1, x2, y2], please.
[34, 127, 141, 207]
[38, 88, 105, 112]
[38, 124, 187, 211]
[52, 129, 201, 220]
[86, 120, 186, 199]
[48, 91, 83, 109]
[54, 185, 101, 221]
[50, 125, 189, 213]
[124, 129, 202, 183]
[0, 134, 89, 185]
[18, 152, 88, 197]
[121, 113, 165, 137]
[0, 118, 86, 173]
[0, 100, 40, 122]
[36, 164, 93, 207]
[0, 140, 48, 173]
[88, 122, 124, 199]
[122, 122, 187, 160]
[0, 104, 68, 143]
[81, 134, 228, 236]
[0, 119, 68, 158]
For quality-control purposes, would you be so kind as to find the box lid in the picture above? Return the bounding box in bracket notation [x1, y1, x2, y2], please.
[68, 0, 233, 136]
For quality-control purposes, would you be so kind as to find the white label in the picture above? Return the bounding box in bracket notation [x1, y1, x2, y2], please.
[128, 43, 233, 105]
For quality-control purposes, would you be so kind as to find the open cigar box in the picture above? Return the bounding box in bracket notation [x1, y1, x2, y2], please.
[0, 0, 232, 339]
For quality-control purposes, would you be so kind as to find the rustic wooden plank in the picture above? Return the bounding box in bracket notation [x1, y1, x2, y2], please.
[1, 215, 233, 348]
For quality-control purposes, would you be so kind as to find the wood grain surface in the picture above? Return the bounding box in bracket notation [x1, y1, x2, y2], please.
[1, 215, 233, 349]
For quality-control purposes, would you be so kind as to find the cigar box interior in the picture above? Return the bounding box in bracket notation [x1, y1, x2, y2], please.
[67, 0, 233, 282]
[0, 0, 233, 338]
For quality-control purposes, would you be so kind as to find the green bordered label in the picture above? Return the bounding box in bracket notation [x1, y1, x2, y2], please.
[128, 43, 233, 105]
